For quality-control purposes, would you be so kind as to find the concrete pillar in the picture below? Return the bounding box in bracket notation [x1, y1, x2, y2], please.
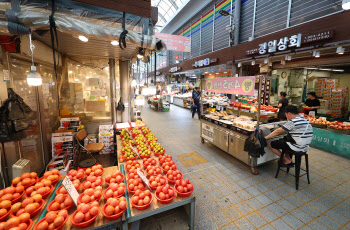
[119, 60, 130, 122]
[109, 58, 117, 124]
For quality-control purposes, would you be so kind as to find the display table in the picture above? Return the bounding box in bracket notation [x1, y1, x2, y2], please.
[173, 96, 185, 107]
[311, 127, 350, 158]
[116, 136, 195, 230]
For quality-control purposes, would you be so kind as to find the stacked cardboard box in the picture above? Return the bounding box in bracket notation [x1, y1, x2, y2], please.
[326, 79, 340, 88]
[314, 79, 325, 98]
[99, 125, 114, 154]
[51, 132, 75, 167]
[331, 87, 348, 116]
[59, 117, 81, 132]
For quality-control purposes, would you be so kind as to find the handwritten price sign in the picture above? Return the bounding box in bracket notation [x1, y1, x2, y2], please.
[62, 176, 80, 206]
[205, 77, 255, 95]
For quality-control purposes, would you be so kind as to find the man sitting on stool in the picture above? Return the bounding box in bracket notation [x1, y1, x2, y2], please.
[265, 105, 313, 166]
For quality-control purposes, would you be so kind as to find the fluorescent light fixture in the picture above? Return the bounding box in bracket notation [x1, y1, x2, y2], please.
[336, 46, 345, 54]
[305, 67, 318, 70]
[137, 53, 143, 59]
[342, 0, 350, 10]
[281, 60, 286, 65]
[27, 66, 42, 86]
[68, 71, 73, 74]
[74, 78, 79, 81]
[285, 55, 291, 61]
[78, 35, 88, 42]
[319, 68, 332, 71]
[264, 58, 268, 64]
[332, 69, 345, 72]
[313, 51, 320, 58]
[111, 40, 119, 46]
[237, 63, 241, 67]
[251, 60, 255, 65]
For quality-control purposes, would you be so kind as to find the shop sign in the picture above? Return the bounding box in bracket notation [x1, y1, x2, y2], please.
[205, 77, 255, 96]
[260, 76, 271, 105]
[155, 32, 191, 52]
[169, 66, 181, 72]
[246, 30, 333, 56]
[193, 58, 217, 68]
[3, 69, 9, 82]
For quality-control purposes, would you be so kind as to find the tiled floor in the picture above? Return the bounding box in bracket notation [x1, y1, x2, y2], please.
[139, 103, 350, 230]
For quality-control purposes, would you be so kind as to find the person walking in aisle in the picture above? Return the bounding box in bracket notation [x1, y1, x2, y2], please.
[192, 87, 201, 119]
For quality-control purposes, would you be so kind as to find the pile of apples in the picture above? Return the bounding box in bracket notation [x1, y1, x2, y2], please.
[104, 197, 127, 217]
[57, 180, 80, 195]
[142, 158, 157, 168]
[11, 195, 43, 217]
[104, 183, 125, 199]
[25, 179, 52, 198]
[155, 185, 175, 202]
[85, 165, 104, 177]
[149, 142, 165, 155]
[125, 160, 141, 172]
[131, 128, 141, 136]
[161, 161, 177, 173]
[145, 133, 157, 142]
[166, 170, 183, 183]
[127, 168, 141, 180]
[35, 210, 68, 230]
[158, 154, 172, 164]
[0, 186, 24, 205]
[79, 187, 102, 204]
[127, 179, 146, 194]
[149, 175, 167, 189]
[42, 169, 60, 184]
[0, 213, 31, 230]
[67, 169, 85, 181]
[73, 203, 99, 224]
[49, 194, 73, 211]
[105, 170, 124, 185]
[12, 172, 37, 188]
[145, 165, 162, 177]
[141, 127, 151, 134]
[175, 179, 194, 194]
[82, 175, 103, 189]
[131, 190, 152, 207]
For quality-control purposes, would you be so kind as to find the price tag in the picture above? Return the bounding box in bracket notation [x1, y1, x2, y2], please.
[137, 168, 151, 190]
[299, 113, 304, 117]
[129, 144, 140, 158]
[261, 111, 267, 116]
[62, 176, 79, 206]
[234, 107, 238, 110]
[343, 122, 350, 125]
[309, 111, 315, 117]
[320, 117, 327, 121]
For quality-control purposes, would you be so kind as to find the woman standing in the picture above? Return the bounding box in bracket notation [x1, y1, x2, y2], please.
[277, 92, 289, 121]
[304, 92, 320, 116]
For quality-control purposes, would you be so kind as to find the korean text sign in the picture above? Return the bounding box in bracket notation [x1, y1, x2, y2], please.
[205, 77, 255, 95]
[155, 32, 191, 52]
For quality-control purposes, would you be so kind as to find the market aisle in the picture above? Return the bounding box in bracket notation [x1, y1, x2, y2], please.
[140, 104, 350, 230]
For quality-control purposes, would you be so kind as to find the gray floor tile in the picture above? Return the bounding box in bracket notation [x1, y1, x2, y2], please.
[234, 217, 256, 230]
[264, 190, 282, 202]
[210, 189, 225, 200]
[237, 180, 251, 189]
[202, 182, 217, 192]
[246, 186, 262, 197]
[218, 185, 233, 196]
[307, 220, 328, 230]
[212, 211, 231, 227]
[224, 205, 243, 221]
[258, 207, 278, 222]
[204, 200, 222, 214]
[246, 198, 264, 211]
[276, 199, 296, 212]
[267, 203, 287, 217]
[290, 209, 314, 224]
[309, 199, 329, 213]
[236, 190, 252, 201]
[300, 204, 322, 218]
[258, 224, 275, 230]
[281, 214, 304, 229]
[225, 193, 242, 205]
[220, 222, 238, 230]
[246, 212, 267, 228]
[325, 209, 349, 225]
[317, 215, 342, 229]
[256, 194, 274, 206]
[270, 219, 293, 230]
[199, 216, 219, 230]
[235, 201, 254, 215]
[215, 197, 232, 209]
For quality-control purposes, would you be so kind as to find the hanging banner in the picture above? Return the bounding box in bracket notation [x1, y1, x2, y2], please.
[205, 77, 255, 95]
[155, 32, 191, 52]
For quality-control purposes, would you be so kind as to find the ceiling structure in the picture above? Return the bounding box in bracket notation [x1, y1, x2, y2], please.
[151, 0, 187, 31]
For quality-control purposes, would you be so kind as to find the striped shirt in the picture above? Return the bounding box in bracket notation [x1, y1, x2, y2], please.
[282, 116, 313, 152]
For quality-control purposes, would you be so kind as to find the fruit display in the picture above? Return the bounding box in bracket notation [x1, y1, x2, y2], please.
[25, 180, 53, 199]
[0, 215, 32, 230]
[134, 134, 147, 145]
[56, 180, 80, 195]
[165, 170, 183, 184]
[158, 154, 172, 165]
[174, 179, 194, 197]
[149, 142, 165, 156]
[41, 169, 61, 185]
[161, 161, 177, 173]
[155, 185, 175, 204]
[131, 190, 152, 210]
[125, 160, 141, 172]
[47, 194, 74, 211]
[120, 129, 131, 139]
[0, 186, 25, 205]
[12, 172, 38, 188]
[127, 179, 146, 194]
[141, 127, 151, 134]
[121, 145, 137, 160]
[71, 202, 100, 227]
[144, 165, 162, 177]
[308, 117, 330, 125]
[131, 128, 141, 137]
[135, 120, 144, 126]
[122, 139, 135, 147]
[85, 164, 104, 177]
[138, 145, 151, 158]
[66, 169, 85, 181]
[34, 210, 68, 230]
[145, 133, 157, 142]
[142, 158, 157, 168]
[77, 187, 102, 205]
[82, 175, 103, 189]
[104, 183, 125, 199]
[11, 195, 44, 218]
[127, 168, 142, 180]
[105, 170, 124, 185]
[102, 197, 127, 220]
[148, 175, 167, 190]
[328, 121, 350, 130]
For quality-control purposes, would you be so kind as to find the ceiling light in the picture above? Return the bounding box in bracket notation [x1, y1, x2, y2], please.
[342, 0, 350, 10]
[137, 48, 144, 59]
[319, 68, 332, 71]
[281, 60, 286, 65]
[285, 55, 291, 61]
[111, 40, 119, 46]
[78, 35, 88, 42]
[69, 71, 73, 74]
[74, 78, 79, 81]
[251, 60, 255, 65]
[264, 58, 268, 64]
[238, 63, 241, 67]
[313, 51, 320, 58]
[27, 66, 42, 86]
[305, 67, 318, 70]
[332, 69, 345, 72]
[137, 53, 143, 59]
[131, 79, 137, 87]
[336, 46, 345, 54]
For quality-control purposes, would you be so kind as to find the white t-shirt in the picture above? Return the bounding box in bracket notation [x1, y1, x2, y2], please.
[282, 116, 313, 152]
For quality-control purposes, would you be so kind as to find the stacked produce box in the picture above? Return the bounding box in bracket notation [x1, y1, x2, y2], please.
[99, 125, 114, 154]
[315, 79, 325, 100]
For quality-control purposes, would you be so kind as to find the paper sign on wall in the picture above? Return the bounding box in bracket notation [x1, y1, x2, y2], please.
[3, 70, 9, 82]
[62, 176, 79, 206]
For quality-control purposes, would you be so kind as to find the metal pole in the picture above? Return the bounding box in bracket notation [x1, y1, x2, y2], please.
[212, 3, 216, 52]
[234, 0, 241, 46]
[154, 52, 157, 84]
[229, 0, 233, 47]
[119, 60, 129, 122]
[251, 0, 257, 40]
[109, 58, 117, 124]
[190, 23, 192, 58]
[256, 75, 262, 129]
[286, 0, 292, 28]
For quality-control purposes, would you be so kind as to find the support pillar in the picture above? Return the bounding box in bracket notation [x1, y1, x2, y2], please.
[119, 60, 130, 122]
[109, 58, 117, 124]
